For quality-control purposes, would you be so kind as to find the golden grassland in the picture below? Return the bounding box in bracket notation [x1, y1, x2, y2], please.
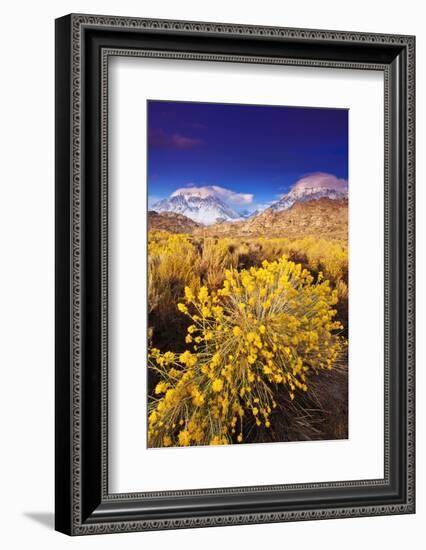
[147, 230, 348, 447]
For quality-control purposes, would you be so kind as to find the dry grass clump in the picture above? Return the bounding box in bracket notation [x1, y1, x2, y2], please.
[194, 237, 239, 290]
[148, 232, 199, 319]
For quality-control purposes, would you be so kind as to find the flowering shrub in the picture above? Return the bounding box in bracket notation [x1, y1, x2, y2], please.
[147, 231, 348, 324]
[148, 256, 344, 448]
[245, 236, 348, 284]
[288, 236, 348, 283]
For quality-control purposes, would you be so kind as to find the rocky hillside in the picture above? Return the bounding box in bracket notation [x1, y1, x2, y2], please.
[148, 211, 201, 233]
[193, 198, 348, 240]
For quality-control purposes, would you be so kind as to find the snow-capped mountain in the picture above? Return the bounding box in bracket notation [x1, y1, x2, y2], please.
[151, 190, 241, 225]
[150, 174, 347, 225]
[269, 173, 348, 212]
[270, 186, 348, 212]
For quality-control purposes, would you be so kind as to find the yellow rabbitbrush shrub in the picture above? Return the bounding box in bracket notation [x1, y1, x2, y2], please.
[289, 236, 348, 283]
[148, 257, 345, 448]
[249, 236, 348, 284]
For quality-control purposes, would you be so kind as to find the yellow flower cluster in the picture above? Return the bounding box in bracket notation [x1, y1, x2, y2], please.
[148, 256, 344, 448]
[147, 231, 348, 331]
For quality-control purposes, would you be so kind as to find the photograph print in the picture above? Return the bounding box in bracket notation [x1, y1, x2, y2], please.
[147, 100, 348, 448]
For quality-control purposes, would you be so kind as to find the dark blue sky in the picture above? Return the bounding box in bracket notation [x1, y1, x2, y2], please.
[147, 100, 348, 212]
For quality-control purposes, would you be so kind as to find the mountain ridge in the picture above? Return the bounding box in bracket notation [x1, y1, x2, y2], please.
[193, 197, 348, 240]
[270, 185, 348, 212]
[152, 193, 241, 225]
[148, 210, 201, 233]
[150, 174, 348, 228]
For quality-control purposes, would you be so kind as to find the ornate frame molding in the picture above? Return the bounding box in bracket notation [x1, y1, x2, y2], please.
[55, 14, 415, 535]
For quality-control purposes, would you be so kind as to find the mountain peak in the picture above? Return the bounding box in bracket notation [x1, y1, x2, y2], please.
[270, 173, 348, 212]
[171, 187, 217, 200]
[151, 190, 241, 225]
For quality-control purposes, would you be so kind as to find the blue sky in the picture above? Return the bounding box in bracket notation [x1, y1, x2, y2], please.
[147, 100, 348, 213]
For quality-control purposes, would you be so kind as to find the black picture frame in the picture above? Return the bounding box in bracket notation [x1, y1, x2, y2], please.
[55, 13, 415, 535]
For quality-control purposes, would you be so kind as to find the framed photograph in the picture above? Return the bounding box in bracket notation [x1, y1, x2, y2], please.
[55, 14, 415, 535]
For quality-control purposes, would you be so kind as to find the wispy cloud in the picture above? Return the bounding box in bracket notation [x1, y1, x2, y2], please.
[252, 201, 275, 212]
[149, 128, 204, 150]
[291, 172, 348, 193]
[148, 195, 163, 209]
[172, 185, 253, 206]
